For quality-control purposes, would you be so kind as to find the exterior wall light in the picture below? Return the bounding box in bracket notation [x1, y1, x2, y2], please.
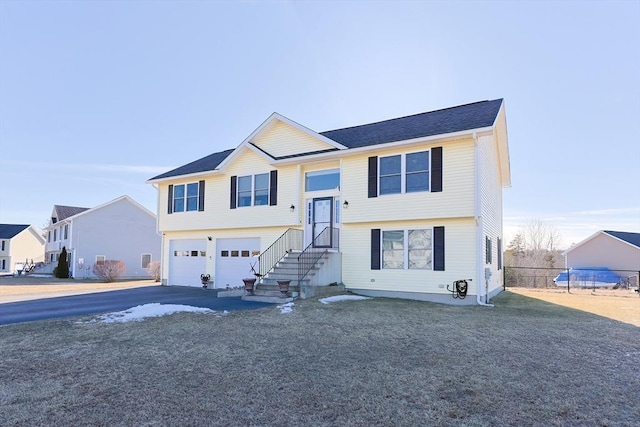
[290, 204, 295, 212]
[343, 200, 349, 208]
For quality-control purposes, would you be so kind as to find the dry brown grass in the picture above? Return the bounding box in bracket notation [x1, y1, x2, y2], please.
[509, 287, 640, 327]
[1, 291, 638, 426]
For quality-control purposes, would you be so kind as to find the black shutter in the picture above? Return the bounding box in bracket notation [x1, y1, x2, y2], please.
[230, 176, 237, 209]
[368, 156, 378, 198]
[269, 170, 278, 206]
[433, 226, 445, 271]
[497, 237, 502, 270]
[198, 180, 205, 212]
[431, 147, 442, 192]
[167, 185, 173, 214]
[371, 229, 381, 270]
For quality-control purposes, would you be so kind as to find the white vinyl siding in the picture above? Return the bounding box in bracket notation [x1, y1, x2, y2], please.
[342, 220, 475, 295]
[340, 138, 475, 224]
[252, 120, 336, 158]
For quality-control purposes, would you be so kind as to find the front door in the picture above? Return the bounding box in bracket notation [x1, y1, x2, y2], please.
[305, 197, 340, 248]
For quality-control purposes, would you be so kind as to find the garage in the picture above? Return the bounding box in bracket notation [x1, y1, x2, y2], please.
[215, 238, 260, 289]
[168, 239, 207, 287]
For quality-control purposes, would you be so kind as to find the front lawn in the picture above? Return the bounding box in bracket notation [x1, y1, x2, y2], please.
[1, 292, 638, 426]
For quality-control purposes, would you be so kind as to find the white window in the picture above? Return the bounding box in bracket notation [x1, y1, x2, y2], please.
[172, 182, 200, 212]
[64, 224, 69, 240]
[141, 253, 151, 269]
[305, 169, 340, 192]
[379, 151, 430, 195]
[53, 229, 57, 242]
[382, 229, 432, 270]
[237, 174, 270, 207]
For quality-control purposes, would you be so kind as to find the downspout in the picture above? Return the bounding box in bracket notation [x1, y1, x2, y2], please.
[153, 183, 166, 286]
[474, 132, 494, 307]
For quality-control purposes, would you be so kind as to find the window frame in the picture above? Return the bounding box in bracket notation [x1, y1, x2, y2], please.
[96, 255, 106, 265]
[305, 168, 341, 192]
[381, 228, 433, 270]
[141, 253, 151, 269]
[236, 173, 271, 208]
[171, 182, 202, 213]
[378, 150, 430, 196]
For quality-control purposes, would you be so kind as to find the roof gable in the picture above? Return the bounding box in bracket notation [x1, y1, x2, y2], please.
[320, 99, 503, 148]
[0, 224, 30, 239]
[65, 195, 157, 222]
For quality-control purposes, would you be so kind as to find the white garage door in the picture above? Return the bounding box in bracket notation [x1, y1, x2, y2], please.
[215, 238, 260, 289]
[169, 239, 207, 287]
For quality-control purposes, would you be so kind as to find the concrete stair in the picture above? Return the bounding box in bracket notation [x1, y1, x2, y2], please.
[241, 251, 328, 303]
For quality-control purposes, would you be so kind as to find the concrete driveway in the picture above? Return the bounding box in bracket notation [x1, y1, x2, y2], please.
[0, 285, 272, 326]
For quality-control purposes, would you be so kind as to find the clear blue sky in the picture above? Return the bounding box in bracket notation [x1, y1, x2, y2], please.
[1, 0, 639, 248]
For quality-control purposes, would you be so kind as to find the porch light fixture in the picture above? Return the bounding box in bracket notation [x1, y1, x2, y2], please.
[343, 200, 349, 208]
[290, 204, 295, 212]
[207, 236, 212, 241]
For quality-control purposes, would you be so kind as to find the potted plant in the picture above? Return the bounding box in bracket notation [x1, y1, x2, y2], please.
[243, 261, 261, 295]
[277, 280, 291, 296]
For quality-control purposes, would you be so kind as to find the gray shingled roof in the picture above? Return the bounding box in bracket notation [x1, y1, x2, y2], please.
[320, 99, 503, 148]
[54, 205, 89, 221]
[0, 224, 30, 239]
[150, 149, 235, 181]
[604, 230, 640, 248]
[149, 99, 503, 180]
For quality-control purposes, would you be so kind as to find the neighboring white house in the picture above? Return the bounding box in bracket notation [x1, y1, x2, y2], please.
[147, 99, 511, 305]
[565, 230, 640, 286]
[0, 224, 45, 275]
[42, 196, 161, 279]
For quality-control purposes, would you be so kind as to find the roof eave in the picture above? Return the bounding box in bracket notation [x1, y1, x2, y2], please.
[272, 125, 497, 165]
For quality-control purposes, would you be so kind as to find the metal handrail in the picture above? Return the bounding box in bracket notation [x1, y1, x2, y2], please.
[258, 228, 303, 278]
[297, 227, 339, 284]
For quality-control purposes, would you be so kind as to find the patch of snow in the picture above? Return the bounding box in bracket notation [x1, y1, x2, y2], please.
[278, 302, 294, 314]
[91, 303, 216, 323]
[25, 274, 53, 278]
[319, 295, 371, 304]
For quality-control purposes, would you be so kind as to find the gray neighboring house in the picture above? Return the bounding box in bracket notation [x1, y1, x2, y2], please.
[565, 230, 640, 286]
[42, 195, 161, 279]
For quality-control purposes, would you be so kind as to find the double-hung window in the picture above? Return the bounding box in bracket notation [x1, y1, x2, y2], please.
[237, 176, 252, 207]
[378, 151, 430, 195]
[170, 181, 204, 213]
[254, 173, 269, 206]
[237, 173, 269, 207]
[382, 229, 432, 270]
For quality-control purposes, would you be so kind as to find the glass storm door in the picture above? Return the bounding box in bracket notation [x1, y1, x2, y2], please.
[312, 197, 333, 248]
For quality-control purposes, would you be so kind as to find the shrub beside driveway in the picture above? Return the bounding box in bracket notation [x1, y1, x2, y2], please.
[0, 292, 638, 426]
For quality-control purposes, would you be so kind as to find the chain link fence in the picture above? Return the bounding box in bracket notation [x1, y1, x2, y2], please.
[504, 266, 640, 293]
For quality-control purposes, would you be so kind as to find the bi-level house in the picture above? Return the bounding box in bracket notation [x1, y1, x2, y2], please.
[148, 99, 510, 305]
[42, 196, 161, 279]
[0, 224, 45, 275]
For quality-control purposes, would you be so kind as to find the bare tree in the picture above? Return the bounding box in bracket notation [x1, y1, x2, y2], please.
[520, 219, 562, 252]
[504, 219, 564, 287]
